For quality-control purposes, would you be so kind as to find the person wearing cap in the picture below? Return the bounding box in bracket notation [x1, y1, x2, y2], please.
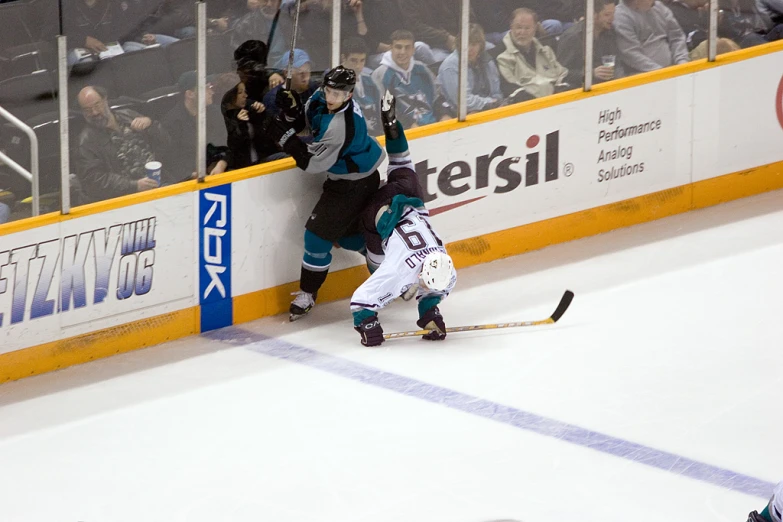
[263, 65, 386, 321]
[262, 49, 320, 119]
[161, 71, 230, 184]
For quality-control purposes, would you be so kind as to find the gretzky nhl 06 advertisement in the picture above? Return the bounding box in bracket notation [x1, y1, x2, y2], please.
[0, 197, 196, 353]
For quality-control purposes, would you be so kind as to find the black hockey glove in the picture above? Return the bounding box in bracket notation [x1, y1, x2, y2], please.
[417, 306, 446, 341]
[747, 511, 770, 522]
[355, 314, 384, 347]
[275, 88, 303, 122]
[380, 90, 399, 140]
[261, 115, 312, 170]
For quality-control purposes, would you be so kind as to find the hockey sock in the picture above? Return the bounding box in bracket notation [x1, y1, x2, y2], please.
[417, 295, 442, 318]
[301, 230, 333, 294]
[385, 121, 408, 154]
[352, 308, 376, 326]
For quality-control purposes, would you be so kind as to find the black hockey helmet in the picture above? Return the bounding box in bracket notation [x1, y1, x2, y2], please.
[323, 65, 356, 92]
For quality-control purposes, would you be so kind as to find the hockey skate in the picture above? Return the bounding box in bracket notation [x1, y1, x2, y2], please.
[381, 90, 399, 140]
[289, 291, 316, 321]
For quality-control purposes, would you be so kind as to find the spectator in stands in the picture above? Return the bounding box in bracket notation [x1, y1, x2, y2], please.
[263, 49, 319, 118]
[124, 0, 227, 43]
[721, 0, 783, 45]
[63, 0, 124, 65]
[231, 39, 284, 102]
[231, 0, 287, 67]
[341, 37, 382, 136]
[162, 72, 229, 184]
[221, 42, 287, 169]
[614, 0, 690, 75]
[278, 0, 368, 72]
[116, 0, 183, 52]
[667, 0, 711, 51]
[0, 202, 9, 225]
[757, 0, 783, 22]
[477, 0, 570, 46]
[75, 86, 169, 203]
[558, 0, 625, 84]
[371, 30, 452, 128]
[397, 0, 476, 63]
[223, 80, 289, 168]
[496, 8, 570, 101]
[438, 24, 504, 113]
[361, 0, 438, 67]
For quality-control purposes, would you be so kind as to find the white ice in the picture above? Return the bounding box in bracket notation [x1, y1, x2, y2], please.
[0, 190, 781, 522]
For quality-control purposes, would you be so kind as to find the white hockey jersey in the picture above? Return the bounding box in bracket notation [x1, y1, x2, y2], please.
[350, 205, 455, 314]
[770, 481, 783, 522]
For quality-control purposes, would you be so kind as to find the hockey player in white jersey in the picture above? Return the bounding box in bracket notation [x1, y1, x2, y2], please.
[350, 91, 457, 347]
[748, 481, 783, 522]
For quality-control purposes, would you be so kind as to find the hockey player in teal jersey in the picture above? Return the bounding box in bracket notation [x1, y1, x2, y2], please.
[264, 65, 386, 321]
[749, 481, 782, 522]
[349, 91, 457, 347]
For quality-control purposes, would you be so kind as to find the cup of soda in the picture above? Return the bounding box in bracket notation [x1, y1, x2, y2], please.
[145, 161, 162, 186]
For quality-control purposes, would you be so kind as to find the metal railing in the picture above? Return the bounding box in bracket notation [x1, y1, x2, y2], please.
[0, 105, 39, 217]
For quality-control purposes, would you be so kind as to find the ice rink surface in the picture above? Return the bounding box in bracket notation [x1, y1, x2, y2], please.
[1, 190, 781, 522]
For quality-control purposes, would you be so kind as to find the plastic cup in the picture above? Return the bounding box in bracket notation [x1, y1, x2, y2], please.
[602, 55, 616, 67]
[145, 161, 162, 185]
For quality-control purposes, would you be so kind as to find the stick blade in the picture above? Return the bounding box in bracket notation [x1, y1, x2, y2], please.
[549, 290, 574, 323]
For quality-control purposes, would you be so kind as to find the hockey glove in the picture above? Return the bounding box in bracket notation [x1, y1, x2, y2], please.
[417, 306, 446, 341]
[261, 115, 312, 170]
[275, 88, 303, 122]
[747, 511, 771, 522]
[355, 314, 384, 347]
[381, 90, 399, 140]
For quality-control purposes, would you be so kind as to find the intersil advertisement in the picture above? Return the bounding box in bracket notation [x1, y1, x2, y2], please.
[230, 76, 692, 291]
[0, 194, 196, 354]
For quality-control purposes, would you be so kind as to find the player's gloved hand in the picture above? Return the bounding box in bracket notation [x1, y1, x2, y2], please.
[380, 90, 399, 140]
[275, 88, 303, 122]
[747, 511, 768, 522]
[355, 314, 384, 347]
[417, 306, 446, 341]
[260, 115, 312, 170]
[262, 114, 296, 147]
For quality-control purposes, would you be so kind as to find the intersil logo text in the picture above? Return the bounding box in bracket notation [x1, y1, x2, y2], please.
[416, 131, 569, 206]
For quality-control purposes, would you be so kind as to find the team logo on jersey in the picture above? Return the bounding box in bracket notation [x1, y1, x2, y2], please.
[416, 130, 572, 212]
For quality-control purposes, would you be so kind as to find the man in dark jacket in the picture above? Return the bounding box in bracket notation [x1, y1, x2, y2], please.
[76, 86, 169, 203]
[557, 0, 625, 84]
[162, 72, 229, 184]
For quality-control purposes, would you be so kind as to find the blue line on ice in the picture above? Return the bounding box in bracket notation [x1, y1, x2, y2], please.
[205, 326, 774, 499]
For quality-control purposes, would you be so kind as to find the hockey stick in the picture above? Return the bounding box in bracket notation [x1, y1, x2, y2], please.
[284, 0, 303, 90]
[383, 290, 575, 340]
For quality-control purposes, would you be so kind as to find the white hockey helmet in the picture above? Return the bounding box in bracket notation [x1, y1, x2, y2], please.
[419, 252, 455, 292]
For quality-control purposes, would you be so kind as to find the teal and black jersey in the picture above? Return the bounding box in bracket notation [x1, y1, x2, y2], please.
[302, 89, 386, 180]
[371, 56, 439, 128]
